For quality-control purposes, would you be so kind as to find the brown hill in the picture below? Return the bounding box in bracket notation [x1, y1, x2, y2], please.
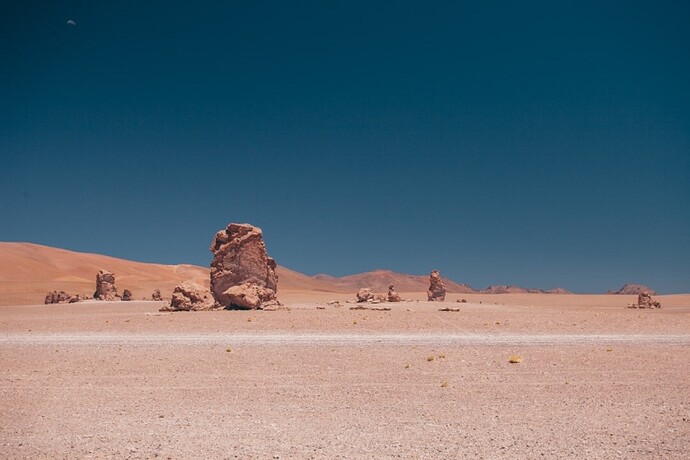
[320, 269, 476, 294]
[607, 284, 657, 295]
[481, 285, 573, 294]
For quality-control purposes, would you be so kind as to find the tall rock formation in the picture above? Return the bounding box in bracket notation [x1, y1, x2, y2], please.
[427, 269, 446, 302]
[209, 223, 279, 309]
[94, 270, 118, 300]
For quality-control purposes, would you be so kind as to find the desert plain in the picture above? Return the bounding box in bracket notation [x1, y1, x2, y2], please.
[1, 243, 689, 458]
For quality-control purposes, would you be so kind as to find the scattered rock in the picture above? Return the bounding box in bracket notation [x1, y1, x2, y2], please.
[349, 305, 391, 311]
[151, 289, 162, 301]
[356, 288, 374, 303]
[94, 270, 118, 300]
[44, 291, 82, 304]
[508, 355, 523, 364]
[209, 223, 279, 309]
[427, 270, 446, 302]
[159, 281, 216, 312]
[316, 305, 326, 310]
[439, 307, 461, 312]
[387, 284, 402, 302]
[122, 289, 133, 301]
[457, 298, 467, 303]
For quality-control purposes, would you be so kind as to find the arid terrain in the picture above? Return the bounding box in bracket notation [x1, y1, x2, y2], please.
[1, 243, 689, 458]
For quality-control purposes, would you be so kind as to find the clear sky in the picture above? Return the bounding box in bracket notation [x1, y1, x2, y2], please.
[2, 1, 689, 293]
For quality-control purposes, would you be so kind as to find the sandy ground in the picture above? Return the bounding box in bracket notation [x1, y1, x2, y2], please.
[1, 294, 689, 459]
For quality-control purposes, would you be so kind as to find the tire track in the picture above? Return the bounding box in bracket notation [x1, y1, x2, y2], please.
[1, 332, 689, 347]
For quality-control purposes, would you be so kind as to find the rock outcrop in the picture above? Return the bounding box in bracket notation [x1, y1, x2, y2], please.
[44, 290, 82, 304]
[94, 270, 118, 300]
[630, 291, 662, 309]
[209, 223, 279, 310]
[427, 270, 446, 302]
[356, 287, 374, 303]
[159, 281, 215, 312]
[387, 284, 402, 302]
[151, 289, 162, 301]
[122, 289, 132, 301]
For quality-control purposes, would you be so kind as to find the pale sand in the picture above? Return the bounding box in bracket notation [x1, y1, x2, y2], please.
[1, 295, 689, 458]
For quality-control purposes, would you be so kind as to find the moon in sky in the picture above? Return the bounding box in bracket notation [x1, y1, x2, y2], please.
[66, 19, 76, 26]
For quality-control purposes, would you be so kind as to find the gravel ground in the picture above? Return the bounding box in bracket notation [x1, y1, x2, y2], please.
[1, 298, 689, 459]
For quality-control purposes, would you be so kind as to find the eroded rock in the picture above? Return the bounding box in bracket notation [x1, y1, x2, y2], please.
[222, 282, 281, 310]
[635, 291, 661, 309]
[356, 287, 374, 303]
[427, 270, 446, 302]
[151, 289, 162, 301]
[387, 284, 402, 302]
[210, 223, 278, 309]
[122, 289, 132, 301]
[159, 281, 215, 312]
[94, 270, 118, 300]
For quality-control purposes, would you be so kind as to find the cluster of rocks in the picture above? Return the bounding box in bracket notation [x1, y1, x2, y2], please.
[44, 290, 84, 304]
[45, 269, 142, 305]
[353, 271, 449, 304]
[162, 223, 281, 312]
[355, 284, 404, 304]
[628, 291, 662, 309]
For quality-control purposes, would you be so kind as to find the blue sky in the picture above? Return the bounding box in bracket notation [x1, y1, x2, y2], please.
[1, 1, 689, 293]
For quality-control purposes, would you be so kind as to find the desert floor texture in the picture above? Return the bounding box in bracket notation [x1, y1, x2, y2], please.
[1, 292, 689, 459]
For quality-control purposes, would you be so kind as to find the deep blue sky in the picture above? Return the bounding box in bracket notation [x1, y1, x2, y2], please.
[2, 1, 689, 293]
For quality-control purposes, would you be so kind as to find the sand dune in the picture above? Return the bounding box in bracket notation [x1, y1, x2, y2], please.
[0, 242, 209, 305]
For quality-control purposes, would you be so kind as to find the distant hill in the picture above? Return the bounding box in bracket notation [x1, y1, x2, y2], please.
[607, 284, 657, 295]
[313, 269, 477, 294]
[480, 285, 572, 294]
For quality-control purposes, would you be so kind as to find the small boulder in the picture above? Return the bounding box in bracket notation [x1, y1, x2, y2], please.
[222, 282, 281, 310]
[151, 289, 162, 301]
[122, 289, 133, 301]
[160, 281, 215, 312]
[387, 284, 402, 302]
[427, 270, 446, 302]
[356, 288, 374, 303]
